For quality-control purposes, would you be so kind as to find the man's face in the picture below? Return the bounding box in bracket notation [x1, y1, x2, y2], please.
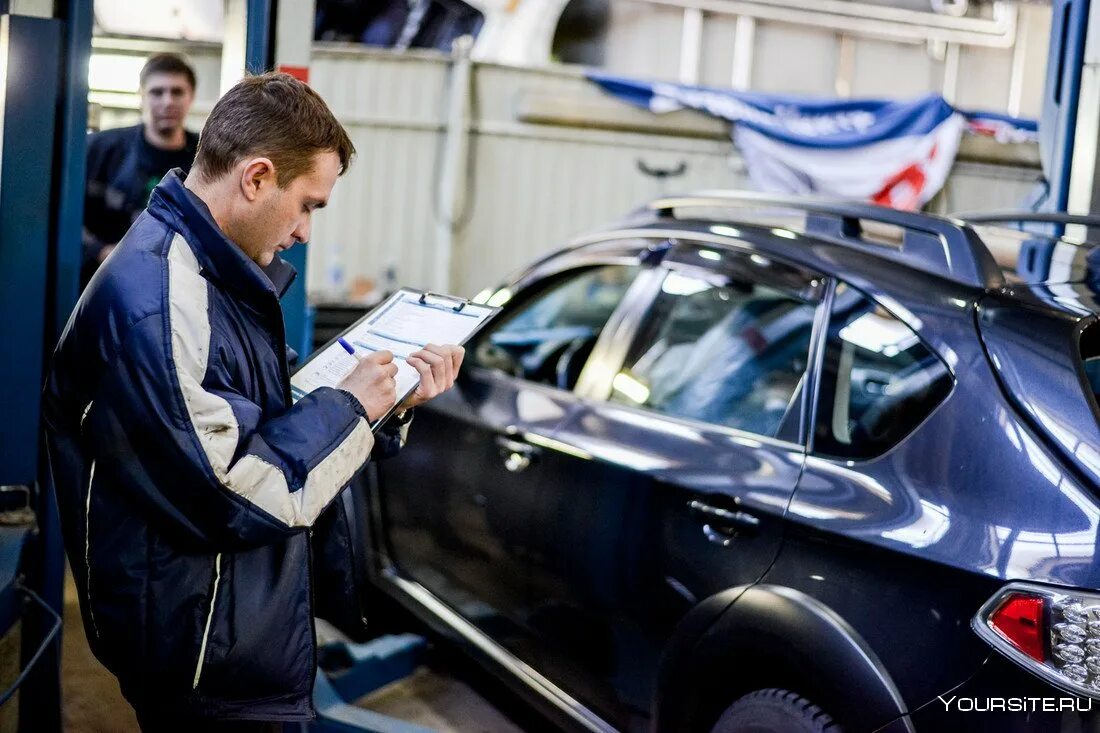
[237, 151, 341, 267]
[140, 72, 194, 137]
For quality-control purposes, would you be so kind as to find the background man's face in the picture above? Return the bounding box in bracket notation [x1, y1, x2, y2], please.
[140, 72, 194, 137]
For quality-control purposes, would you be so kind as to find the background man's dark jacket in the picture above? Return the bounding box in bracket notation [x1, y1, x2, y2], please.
[82, 124, 199, 288]
[43, 170, 405, 723]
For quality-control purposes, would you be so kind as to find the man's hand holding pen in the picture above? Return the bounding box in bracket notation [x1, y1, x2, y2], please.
[336, 339, 465, 419]
[337, 349, 400, 421]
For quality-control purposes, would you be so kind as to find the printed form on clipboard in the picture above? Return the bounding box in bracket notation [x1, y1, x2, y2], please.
[291, 289, 499, 430]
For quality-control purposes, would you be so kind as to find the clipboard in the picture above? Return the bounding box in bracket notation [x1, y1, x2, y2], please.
[291, 288, 500, 430]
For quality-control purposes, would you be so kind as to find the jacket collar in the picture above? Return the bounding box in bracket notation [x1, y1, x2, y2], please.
[148, 169, 297, 303]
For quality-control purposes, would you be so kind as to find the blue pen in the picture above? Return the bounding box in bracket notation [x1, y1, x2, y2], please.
[338, 337, 356, 356]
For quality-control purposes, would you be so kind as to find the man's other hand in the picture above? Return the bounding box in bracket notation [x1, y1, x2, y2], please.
[338, 350, 398, 422]
[403, 344, 465, 410]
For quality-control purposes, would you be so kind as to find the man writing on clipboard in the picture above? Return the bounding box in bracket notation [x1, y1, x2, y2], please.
[42, 72, 463, 731]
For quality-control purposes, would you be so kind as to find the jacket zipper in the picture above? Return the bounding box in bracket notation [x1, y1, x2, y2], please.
[193, 553, 222, 689]
[85, 460, 99, 639]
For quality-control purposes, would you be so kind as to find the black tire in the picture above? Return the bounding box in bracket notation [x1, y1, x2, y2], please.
[710, 688, 841, 733]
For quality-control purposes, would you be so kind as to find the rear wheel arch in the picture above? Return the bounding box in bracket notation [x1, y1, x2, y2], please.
[654, 584, 911, 732]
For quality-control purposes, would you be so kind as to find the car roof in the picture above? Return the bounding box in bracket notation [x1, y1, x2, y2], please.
[539, 193, 1100, 322]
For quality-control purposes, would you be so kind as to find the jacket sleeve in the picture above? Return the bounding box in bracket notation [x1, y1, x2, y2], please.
[91, 311, 375, 552]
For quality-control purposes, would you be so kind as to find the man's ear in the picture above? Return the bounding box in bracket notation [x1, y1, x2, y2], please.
[239, 157, 276, 201]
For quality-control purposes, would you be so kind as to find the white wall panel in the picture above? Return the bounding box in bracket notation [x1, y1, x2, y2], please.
[850, 37, 943, 98]
[752, 24, 839, 95]
[603, 1, 684, 82]
[956, 43, 1016, 112]
[927, 161, 1043, 215]
[306, 48, 450, 295]
[699, 13, 739, 88]
[457, 129, 745, 296]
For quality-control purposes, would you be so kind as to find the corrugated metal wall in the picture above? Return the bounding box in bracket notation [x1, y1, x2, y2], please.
[456, 60, 751, 296]
[307, 49, 450, 296]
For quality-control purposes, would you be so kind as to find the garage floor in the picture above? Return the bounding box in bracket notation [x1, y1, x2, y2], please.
[61, 570, 534, 732]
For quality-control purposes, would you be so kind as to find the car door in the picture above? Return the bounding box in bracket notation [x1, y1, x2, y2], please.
[522, 241, 828, 731]
[375, 257, 651, 664]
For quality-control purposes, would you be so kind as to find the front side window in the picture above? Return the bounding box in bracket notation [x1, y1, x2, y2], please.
[608, 259, 821, 438]
[814, 283, 953, 459]
[471, 264, 640, 389]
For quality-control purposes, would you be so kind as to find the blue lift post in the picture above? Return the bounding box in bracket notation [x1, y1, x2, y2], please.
[1039, 0, 1093, 214]
[0, 5, 80, 731]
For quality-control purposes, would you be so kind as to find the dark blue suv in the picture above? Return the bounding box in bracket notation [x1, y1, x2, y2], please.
[348, 193, 1100, 732]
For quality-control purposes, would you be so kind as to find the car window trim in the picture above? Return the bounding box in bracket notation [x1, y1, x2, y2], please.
[570, 227, 820, 283]
[574, 266, 668, 400]
[805, 277, 838, 453]
[579, 392, 807, 453]
[664, 242, 827, 301]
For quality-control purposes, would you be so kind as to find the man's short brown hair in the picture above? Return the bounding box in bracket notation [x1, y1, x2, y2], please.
[140, 53, 196, 91]
[193, 72, 355, 187]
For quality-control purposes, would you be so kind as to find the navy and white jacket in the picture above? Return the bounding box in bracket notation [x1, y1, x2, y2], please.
[42, 170, 404, 722]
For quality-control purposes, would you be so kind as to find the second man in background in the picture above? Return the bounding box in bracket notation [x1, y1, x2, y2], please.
[82, 52, 199, 288]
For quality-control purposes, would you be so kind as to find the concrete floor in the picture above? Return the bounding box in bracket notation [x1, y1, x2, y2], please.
[61, 569, 531, 732]
[61, 570, 138, 733]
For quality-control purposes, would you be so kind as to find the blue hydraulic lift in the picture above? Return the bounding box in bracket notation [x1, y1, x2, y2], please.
[0, 0, 1096, 731]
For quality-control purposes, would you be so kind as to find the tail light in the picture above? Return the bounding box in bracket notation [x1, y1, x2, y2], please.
[973, 582, 1100, 697]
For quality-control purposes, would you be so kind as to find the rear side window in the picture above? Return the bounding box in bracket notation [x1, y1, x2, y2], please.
[814, 284, 952, 459]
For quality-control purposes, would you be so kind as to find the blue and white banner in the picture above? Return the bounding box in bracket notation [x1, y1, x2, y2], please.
[588, 72, 1038, 210]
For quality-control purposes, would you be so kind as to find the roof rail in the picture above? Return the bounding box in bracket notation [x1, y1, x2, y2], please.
[952, 210, 1100, 228]
[640, 191, 1004, 289]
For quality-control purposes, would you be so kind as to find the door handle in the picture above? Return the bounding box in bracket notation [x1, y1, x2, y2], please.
[495, 436, 540, 473]
[688, 500, 760, 544]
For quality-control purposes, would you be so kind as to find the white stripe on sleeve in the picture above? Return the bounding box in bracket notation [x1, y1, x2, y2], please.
[167, 233, 373, 527]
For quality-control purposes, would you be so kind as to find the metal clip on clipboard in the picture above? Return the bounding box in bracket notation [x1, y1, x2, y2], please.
[418, 291, 468, 312]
